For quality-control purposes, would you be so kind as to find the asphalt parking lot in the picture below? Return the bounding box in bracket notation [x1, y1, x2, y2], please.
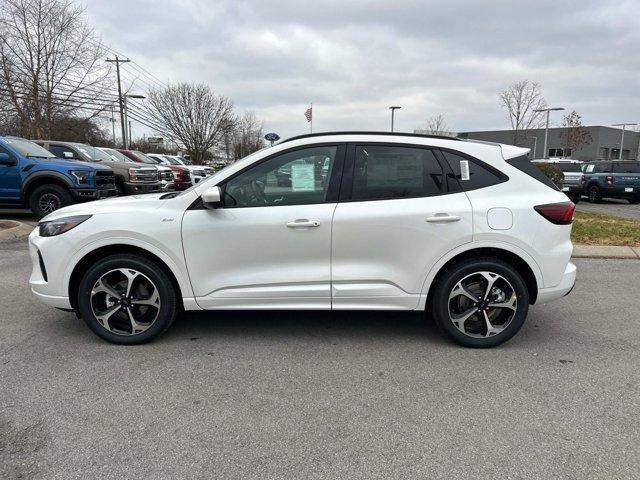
[1, 236, 639, 479]
[576, 198, 640, 220]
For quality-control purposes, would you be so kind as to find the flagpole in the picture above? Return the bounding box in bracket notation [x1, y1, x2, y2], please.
[310, 102, 313, 133]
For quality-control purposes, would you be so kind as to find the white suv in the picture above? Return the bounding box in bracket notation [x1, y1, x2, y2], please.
[28, 132, 576, 347]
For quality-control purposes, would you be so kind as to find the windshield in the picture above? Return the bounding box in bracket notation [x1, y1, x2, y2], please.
[175, 156, 192, 165]
[3, 137, 55, 158]
[162, 156, 181, 165]
[100, 148, 130, 162]
[557, 163, 582, 172]
[71, 143, 113, 162]
[133, 151, 159, 165]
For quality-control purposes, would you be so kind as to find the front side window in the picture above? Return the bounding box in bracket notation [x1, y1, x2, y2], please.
[223, 146, 338, 207]
[351, 145, 443, 201]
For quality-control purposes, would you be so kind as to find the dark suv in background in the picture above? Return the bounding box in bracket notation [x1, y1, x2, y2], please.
[582, 161, 640, 203]
[35, 141, 163, 196]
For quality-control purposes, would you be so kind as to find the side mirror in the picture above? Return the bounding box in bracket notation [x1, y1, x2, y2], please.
[202, 186, 223, 209]
[0, 152, 16, 166]
[63, 151, 74, 159]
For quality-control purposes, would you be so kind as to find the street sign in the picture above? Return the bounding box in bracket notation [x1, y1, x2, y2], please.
[148, 137, 163, 144]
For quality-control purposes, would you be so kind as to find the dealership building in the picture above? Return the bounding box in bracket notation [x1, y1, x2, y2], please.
[456, 126, 640, 161]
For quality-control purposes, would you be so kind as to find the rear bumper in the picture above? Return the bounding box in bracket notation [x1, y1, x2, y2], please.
[536, 261, 576, 304]
[594, 186, 637, 198]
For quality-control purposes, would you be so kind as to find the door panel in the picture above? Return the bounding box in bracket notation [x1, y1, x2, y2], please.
[182, 204, 336, 309]
[331, 143, 472, 310]
[182, 144, 344, 310]
[0, 146, 20, 200]
[331, 193, 472, 309]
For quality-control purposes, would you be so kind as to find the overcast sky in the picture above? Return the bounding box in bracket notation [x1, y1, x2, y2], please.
[87, 0, 640, 139]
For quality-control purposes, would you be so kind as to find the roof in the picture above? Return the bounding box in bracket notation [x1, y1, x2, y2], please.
[280, 131, 461, 144]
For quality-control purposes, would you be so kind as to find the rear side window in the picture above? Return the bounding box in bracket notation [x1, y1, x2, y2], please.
[505, 155, 559, 191]
[613, 162, 640, 173]
[557, 163, 582, 172]
[351, 145, 444, 201]
[442, 150, 507, 191]
[595, 163, 612, 173]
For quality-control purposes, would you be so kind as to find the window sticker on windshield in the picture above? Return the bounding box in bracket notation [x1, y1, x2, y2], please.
[460, 160, 470, 180]
[291, 163, 315, 191]
[586, 164, 595, 173]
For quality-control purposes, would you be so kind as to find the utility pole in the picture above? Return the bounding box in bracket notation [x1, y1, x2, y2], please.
[106, 56, 131, 148]
[612, 123, 638, 160]
[110, 105, 116, 145]
[534, 107, 564, 158]
[389, 106, 401, 132]
[128, 121, 133, 147]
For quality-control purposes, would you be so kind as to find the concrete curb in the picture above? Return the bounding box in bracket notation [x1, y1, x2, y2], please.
[0, 220, 33, 241]
[572, 245, 640, 259]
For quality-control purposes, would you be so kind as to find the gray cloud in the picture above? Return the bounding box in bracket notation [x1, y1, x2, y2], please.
[86, 0, 640, 138]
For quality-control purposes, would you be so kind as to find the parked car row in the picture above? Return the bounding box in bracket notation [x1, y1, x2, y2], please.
[533, 159, 640, 204]
[0, 135, 214, 218]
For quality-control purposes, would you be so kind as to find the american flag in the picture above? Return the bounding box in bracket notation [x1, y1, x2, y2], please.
[304, 107, 312, 122]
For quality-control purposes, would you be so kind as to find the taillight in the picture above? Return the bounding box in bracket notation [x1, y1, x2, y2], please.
[534, 202, 575, 225]
[605, 175, 613, 185]
[580, 174, 585, 185]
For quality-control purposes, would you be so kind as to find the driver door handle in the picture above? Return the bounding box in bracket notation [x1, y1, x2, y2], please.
[286, 220, 320, 228]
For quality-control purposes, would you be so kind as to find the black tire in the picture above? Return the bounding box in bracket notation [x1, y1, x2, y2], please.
[430, 257, 530, 348]
[29, 184, 73, 219]
[77, 254, 177, 345]
[115, 183, 125, 196]
[629, 196, 640, 205]
[587, 185, 601, 203]
[569, 193, 581, 204]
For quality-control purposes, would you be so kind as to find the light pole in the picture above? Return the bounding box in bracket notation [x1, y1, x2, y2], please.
[612, 123, 638, 160]
[534, 107, 564, 159]
[123, 94, 146, 148]
[389, 106, 401, 132]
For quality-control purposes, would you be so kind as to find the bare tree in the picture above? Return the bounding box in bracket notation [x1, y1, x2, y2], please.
[560, 110, 592, 157]
[144, 83, 235, 164]
[420, 113, 451, 136]
[0, 0, 112, 139]
[231, 111, 265, 160]
[499, 80, 547, 146]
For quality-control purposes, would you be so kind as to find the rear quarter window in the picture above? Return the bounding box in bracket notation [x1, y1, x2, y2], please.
[441, 150, 508, 192]
[506, 155, 559, 191]
[613, 162, 640, 173]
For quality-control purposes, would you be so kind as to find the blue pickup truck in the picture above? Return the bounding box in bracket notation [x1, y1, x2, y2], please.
[582, 161, 640, 204]
[0, 135, 117, 218]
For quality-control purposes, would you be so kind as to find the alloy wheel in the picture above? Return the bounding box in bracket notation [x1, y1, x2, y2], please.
[38, 193, 61, 214]
[448, 271, 518, 338]
[90, 268, 161, 335]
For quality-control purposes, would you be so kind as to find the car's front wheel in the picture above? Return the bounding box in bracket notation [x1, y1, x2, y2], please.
[77, 254, 177, 344]
[431, 257, 529, 348]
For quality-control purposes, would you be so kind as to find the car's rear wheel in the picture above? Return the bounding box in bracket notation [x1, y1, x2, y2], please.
[77, 254, 177, 344]
[431, 257, 529, 348]
[29, 184, 72, 218]
[588, 185, 601, 203]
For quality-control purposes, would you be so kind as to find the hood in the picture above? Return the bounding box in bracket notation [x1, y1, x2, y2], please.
[41, 192, 169, 221]
[37, 157, 111, 170]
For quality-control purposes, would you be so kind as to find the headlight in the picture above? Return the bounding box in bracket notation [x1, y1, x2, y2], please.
[39, 215, 92, 237]
[129, 168, 144, 183]
[70, 170, 91, 184]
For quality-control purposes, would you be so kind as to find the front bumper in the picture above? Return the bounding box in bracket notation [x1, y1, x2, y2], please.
[536, 261, 577, 304]
[174, 180, 193, 190]
[123, 182, 163, 195]
[160, 181, 175, 191]
[28, 228, 72, 309]
[70, 187, 118, 201]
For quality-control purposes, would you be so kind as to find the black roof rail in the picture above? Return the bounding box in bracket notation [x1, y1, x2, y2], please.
[279, 131, 462, 144]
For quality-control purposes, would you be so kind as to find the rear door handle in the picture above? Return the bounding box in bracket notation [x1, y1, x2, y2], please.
[426, 214, 461, 223]
[286, 220, 320, 228]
